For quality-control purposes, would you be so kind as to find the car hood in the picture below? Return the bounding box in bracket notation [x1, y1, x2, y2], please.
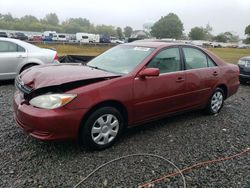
[240, 56, 250, 61]
[19, 64, 119, 89]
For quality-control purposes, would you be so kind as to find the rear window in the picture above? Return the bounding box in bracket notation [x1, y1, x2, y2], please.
[0, 41, 25, 52]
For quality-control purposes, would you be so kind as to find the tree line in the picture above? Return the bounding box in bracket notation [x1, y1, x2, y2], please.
[0, 13, 133, 38]
[0, 12, 250, 43]
[151, 13, 249, 43]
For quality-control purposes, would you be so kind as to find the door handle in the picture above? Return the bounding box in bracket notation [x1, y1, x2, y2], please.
[176, 77, 185, 82]
[17, 55, 25, 58]
[213, 71, 218, 76]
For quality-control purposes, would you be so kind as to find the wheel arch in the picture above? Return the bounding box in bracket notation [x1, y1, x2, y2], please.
[19, 62, 40, 74]
[216, 84, 228, 99]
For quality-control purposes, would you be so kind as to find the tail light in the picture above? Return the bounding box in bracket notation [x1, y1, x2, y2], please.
[54, 53, 59, 61]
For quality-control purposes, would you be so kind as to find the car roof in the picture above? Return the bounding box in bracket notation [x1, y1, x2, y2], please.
[0, 37, 40, 51]
[123, 40, 194, 49]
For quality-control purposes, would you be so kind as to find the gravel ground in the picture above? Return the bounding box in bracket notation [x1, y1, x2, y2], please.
[0, 81, 249, 188]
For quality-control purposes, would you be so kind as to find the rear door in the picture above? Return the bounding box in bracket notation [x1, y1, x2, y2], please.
[181, 46, 219, 108]
[133, 47, 186, 123]
[0, 41, 27, 79]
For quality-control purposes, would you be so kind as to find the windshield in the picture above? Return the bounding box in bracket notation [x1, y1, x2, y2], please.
[87, 45, 154, 74]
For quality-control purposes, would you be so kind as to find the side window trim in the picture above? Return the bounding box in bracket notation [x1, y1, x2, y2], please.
[206, 56, 217, 67]
[146, 46, 184, 74]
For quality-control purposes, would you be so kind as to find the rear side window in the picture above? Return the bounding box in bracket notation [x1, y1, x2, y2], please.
[0, 41, 25, 52]
[147, 47, 181, 74]
[17, 45, 25, 52]
[207, 57, 216, 67]
[183, 47, 208, 69]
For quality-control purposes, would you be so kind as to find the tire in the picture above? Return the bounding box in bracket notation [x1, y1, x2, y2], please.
[206, 88, 224, 115]
[80, 106, 124, 150]
[20, 64, 37, 73]
[239, 79, 247, 84]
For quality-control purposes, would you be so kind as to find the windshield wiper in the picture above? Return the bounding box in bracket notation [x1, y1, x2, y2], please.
[85, 64, 123, 75]
[86, 64, 99, 69]
[86, 64, 112, 73]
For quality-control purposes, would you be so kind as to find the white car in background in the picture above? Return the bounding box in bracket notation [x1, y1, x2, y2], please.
[52, 34, 67, 42]
[110, 37, 124, 44]
[0, 37, 59, 80]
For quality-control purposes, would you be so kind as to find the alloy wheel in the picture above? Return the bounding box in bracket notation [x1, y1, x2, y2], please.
[211, 91, 223, 113]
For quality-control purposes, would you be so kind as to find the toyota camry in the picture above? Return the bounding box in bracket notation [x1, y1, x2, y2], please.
[13, 41, 239, 149]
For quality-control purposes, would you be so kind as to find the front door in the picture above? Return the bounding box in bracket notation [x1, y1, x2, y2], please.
[133, 47, 186, 123]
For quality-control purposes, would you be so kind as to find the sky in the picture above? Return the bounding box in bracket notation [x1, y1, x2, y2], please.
[0, 0, 250, 38]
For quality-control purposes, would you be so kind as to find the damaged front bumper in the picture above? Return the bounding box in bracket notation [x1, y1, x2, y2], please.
[13, 90, 88, 141]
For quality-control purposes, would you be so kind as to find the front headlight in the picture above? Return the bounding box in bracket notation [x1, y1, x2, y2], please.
[30, 94, 77, 109]
[238, 60, 246, 66]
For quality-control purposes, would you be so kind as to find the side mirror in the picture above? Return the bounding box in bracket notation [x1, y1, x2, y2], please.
[139, 68, 160, 78]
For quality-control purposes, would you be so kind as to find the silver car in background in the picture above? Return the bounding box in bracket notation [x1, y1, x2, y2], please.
[0, 37, 59, 80]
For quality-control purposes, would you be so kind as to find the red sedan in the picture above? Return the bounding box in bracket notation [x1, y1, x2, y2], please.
[14, 42, 239, 149]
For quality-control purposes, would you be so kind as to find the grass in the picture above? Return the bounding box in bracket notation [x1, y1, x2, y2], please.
[37, 43, 250, 64]
[37, 43, 112, 56]
[208, 48, 250, 64]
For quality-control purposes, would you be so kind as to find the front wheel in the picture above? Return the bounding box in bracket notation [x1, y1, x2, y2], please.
[80, 107, 124, 150]
[206, 88, 224, 115]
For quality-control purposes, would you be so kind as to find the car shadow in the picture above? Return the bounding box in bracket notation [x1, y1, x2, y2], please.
[0, 79, 14, 86]
[123, 110, 203, 139]
[23, 111, 204, 154]
[29, 109, 204, 153]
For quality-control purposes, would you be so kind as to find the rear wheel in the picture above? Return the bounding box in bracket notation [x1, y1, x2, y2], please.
[206, 88, 224, 115]
[80, 106, 124, 150]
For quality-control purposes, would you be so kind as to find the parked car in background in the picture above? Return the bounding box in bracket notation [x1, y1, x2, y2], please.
[100, 34, 111, 43]
[29, 35, 43, 42]
[13, 42, 239, 150]
[42, 31, 56, 41]
[76, 33, 100, 43]
[238, 56, 250, 83]
[110, 37, 124, 44]
[52, 34, 67, 42]
[8, 33, 15, 38]
[13, 32, 28, 41]
[0, 37, 59, 80]
[0, 32, 8, 38]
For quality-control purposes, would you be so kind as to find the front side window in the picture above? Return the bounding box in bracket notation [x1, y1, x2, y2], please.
[147, 47, 181, 74]
[87, 46, 154, 74]
[183, 47, 208, 70]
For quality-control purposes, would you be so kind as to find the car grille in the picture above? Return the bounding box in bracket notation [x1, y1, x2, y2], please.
[15, 76, 33, 96]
